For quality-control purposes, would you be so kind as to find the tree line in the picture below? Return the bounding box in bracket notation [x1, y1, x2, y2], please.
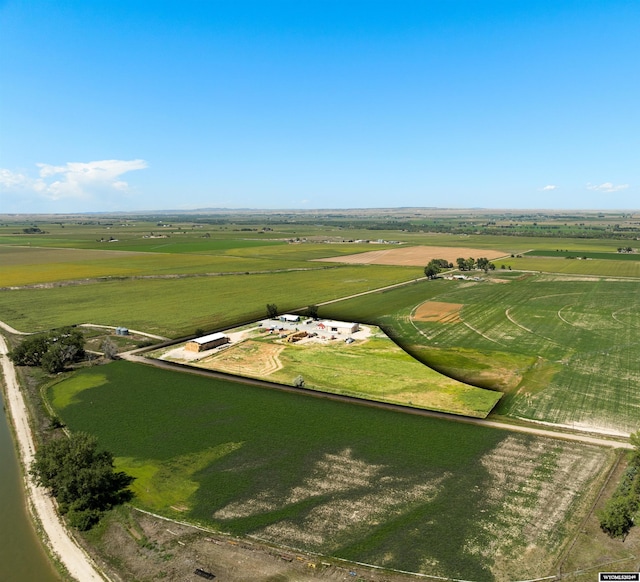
[598, 431, 640, 539]
[424, 257, 495, 279]
[9, 326, 85, 374]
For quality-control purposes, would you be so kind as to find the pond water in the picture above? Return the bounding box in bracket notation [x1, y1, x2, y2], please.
[0, 390, 60, 581]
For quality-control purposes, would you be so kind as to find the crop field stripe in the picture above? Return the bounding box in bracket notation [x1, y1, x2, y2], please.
[461, 320, 505, 346]
[501, 257, 640, 278]
[526, 250, 640, 261]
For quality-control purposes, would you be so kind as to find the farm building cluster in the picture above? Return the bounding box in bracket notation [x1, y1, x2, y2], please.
[260, 315, 361, 342]
[159, 316, 367, 363]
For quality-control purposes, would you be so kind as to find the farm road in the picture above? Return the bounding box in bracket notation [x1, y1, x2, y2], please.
[79, 323, 170, 341]
[0, 320, 30, 335]
[0, 332, 108, 582]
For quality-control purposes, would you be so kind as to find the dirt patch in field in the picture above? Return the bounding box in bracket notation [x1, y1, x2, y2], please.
[213, 448, 448, 557]
[198, 340, 284, 376]
[413, 301, 463, 323]
[93, 508, 421, 582]
[314, 246, 506, 266]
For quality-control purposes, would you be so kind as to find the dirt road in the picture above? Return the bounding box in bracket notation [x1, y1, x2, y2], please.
[0, 333, 107, 582]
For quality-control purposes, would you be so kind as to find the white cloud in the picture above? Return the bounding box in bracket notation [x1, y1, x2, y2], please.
[0, 168, 32, 188]
[0, 159, 148, 201]
[586, 182, 629, 193]
[541, 185, 557, 191]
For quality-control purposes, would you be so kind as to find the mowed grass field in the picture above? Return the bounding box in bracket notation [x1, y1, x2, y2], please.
[323, 275, 640, 434]
[48, 361, 612, 581]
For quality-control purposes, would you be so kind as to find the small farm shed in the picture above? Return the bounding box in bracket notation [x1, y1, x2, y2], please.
[185, 332, 230, 352]
[280, 314, 301, 323]
[321, 320, 360, 334]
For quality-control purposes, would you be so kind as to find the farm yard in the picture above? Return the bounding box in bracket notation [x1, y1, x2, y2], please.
[153, 317, 501, 418]
[3, 211, 640, 581]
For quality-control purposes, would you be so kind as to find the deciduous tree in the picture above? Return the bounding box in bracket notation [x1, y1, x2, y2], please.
[31, 432, 134, 530]
[266, 303, 279, 318]
[10, 327, 85, 372]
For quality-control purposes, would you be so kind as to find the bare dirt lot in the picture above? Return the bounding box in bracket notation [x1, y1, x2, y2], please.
[412, 301, 463, 323]
[97, 508, 422, 582]
[314, 246, 506, 266]
[198, 340, 285, 376]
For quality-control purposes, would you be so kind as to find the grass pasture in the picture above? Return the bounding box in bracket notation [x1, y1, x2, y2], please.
[48, 361, 613, 581]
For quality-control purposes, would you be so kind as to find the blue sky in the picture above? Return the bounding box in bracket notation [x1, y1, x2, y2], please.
[1, 0, 638, 212]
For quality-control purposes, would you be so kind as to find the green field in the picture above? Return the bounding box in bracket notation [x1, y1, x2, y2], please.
[0, 264, 419, 336]
[0, 241, 393, 287]
[526, 249, 640, 261]
[5, 213, 640, 580]
[323, 275, 640, 434]
[48, 361, 612, 581]
[500, 256, 640, 277]
[269, 334, 500, 417]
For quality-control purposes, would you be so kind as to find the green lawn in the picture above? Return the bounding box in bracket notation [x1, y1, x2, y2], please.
[270, 334, 500, 417]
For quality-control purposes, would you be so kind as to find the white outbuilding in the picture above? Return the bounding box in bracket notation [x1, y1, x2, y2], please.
[280, 314, 301, 323]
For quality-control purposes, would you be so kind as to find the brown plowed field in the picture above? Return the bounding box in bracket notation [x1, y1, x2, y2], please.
[413, 301, 463, 323]
[314, 246, 506, 266]
[197, 340, 284, 377]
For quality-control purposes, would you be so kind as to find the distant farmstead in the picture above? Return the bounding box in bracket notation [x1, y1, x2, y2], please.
[185, 332, 230, 352]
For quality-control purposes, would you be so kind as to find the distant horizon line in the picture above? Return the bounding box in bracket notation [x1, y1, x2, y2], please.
[2, 206, 639, 218]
